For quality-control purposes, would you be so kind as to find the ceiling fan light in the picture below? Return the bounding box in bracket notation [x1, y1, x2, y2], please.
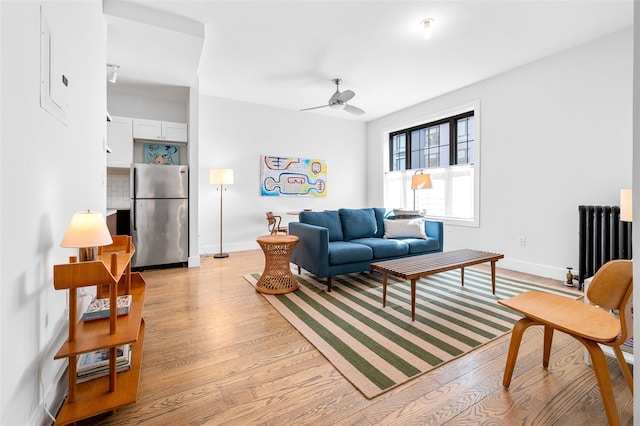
[330, 103, 345, 110]
[422, 18, 435, 39]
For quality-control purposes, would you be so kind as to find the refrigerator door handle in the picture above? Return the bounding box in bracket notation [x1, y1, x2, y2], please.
[132, 200, 137, 231]
[132, 167, 137, 231]
[133, 166, 137, 198]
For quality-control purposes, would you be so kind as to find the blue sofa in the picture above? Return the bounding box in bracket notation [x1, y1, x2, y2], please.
[289, 208, 443, 291]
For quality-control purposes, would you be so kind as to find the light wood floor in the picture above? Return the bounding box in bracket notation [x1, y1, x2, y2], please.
[79, 250, 633, 425]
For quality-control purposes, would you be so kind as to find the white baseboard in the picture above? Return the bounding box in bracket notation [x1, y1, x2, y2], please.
[488, 257, 568, 282]
[200, 241, 260, 256]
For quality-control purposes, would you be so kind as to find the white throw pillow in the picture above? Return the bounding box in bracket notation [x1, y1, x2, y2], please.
[383, 218, 427, 239]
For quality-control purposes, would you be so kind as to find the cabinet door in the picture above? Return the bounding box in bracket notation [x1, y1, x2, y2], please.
[133, 119, 162, 140]
[107, 116, 133, 167]
[162, 121, 188, 143]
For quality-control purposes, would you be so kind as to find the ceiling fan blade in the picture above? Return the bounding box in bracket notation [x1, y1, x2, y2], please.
[337, 90, 355, 103]
[300, 105, 329, 112]
[343, 104, 365, 115]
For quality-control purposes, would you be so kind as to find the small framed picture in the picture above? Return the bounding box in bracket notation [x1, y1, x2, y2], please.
[144, 144, 179, 165]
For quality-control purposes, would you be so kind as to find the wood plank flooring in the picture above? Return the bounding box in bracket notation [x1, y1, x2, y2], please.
[77, 250, 633, 425]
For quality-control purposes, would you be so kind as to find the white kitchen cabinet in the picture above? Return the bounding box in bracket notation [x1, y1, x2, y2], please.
[107, 116, 133, 168]
[133, 118, 188, 143]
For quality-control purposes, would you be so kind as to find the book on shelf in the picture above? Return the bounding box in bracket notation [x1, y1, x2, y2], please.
[76, 364, 131, 383]
[82, 294, 132, 321]
[76, 345, 132, 383]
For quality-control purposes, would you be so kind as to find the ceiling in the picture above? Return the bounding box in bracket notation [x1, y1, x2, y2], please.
[105, 0, 633, 122]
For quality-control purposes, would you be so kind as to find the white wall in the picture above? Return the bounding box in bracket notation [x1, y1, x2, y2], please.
[0, 2, 106, 424]
[107, 83, 189, 122]
[198, 96, 367, 254]
[367, 29, 633, 281]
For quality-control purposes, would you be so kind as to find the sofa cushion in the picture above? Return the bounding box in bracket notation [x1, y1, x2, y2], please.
[393, 209, 423, 219]
[383, 218, 427, 239]
[372, 208, 388, 238]
[328, 241, 373, 265]
[299, 210, 344, 242]
[339, 208, 377, 241]
[402, 237, 441, 254]
[350, 237, 409, 258]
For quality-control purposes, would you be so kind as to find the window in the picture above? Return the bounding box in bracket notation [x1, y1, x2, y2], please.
[384, 107, 479, 226]
[389, 111, 474, 171]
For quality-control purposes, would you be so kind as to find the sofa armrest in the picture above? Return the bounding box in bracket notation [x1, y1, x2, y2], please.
[425, 220, 444, 252]
[289, 222, 330, 278]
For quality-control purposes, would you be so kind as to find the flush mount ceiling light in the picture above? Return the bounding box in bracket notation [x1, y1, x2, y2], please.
[421, 18, 435, 39]
[107, 63, 120, 83]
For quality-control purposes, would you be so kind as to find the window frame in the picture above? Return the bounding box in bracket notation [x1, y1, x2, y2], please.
[388, 110, 474, 171]
[382, 101, 480, 228]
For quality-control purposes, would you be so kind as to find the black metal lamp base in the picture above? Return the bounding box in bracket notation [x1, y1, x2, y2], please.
[214, 253, 229, 258]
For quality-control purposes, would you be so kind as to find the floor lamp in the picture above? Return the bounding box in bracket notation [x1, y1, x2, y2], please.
[411, 171, 432, 210]
[210, 168, 234, 258]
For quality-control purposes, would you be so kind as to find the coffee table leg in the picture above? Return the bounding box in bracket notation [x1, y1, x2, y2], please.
[461, 267, 465, 287]
[411, 279, 417, 321]
[491, 261, 497, 294]
[382, 272, 388, 307]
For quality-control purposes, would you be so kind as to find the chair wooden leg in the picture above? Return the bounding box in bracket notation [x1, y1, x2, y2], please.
[503, 317, 537, 388]
[327, 277, 332, 292]
[581, 339, 621, 426]
[612, 345, 633, 394]
[542, 325, 554, 368]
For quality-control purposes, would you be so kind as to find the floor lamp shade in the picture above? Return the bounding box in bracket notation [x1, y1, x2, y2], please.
[210, 169, 234, 258]
[60, 210, 113, 261]
[210, 169, 234, 185]
[411, 173, 432, 190]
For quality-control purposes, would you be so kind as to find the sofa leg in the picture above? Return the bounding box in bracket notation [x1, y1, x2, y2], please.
[327, 277, 332, 292]
[297, 266, 301, 274]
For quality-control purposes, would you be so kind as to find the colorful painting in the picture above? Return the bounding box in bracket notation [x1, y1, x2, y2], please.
[144, 144, 179, 165]
[261, 155, 327, 197]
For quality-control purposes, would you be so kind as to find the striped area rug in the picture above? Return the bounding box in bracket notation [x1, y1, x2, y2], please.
[243, 268, 580, 399]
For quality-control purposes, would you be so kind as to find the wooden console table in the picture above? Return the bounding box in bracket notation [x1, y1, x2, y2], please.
[371, 249, 504, 321]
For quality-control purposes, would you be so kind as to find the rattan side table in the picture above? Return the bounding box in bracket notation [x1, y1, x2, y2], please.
[255, 234, 300, 294]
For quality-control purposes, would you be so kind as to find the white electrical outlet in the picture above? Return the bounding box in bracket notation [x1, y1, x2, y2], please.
[518, 236, 526, 246]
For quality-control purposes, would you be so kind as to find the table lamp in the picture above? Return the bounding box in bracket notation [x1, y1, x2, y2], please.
[60, 210, 113, 261]
[210, 168, 234, 258]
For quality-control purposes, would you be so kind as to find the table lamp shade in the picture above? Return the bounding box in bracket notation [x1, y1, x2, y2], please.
[620, 189, 632, 222]
[411, 173, 432, 190]
[210, 169, 234, 185]
[60, 210, 113, 249]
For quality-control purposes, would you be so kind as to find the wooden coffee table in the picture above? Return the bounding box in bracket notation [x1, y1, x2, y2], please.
[371, 249, 504, 321]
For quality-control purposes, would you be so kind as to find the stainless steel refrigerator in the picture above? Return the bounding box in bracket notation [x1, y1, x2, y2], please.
[130, 163, 189, 268]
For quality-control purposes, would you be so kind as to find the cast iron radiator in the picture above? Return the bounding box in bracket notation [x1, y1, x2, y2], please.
[578, 205, 632, 289]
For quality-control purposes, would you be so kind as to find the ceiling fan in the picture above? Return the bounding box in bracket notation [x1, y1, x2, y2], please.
[300, 78, 365, 115]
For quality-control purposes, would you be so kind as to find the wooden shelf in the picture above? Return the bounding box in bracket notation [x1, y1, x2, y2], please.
[54, 273, 145, 358]
[55, 320, 145, 425]
[52, 236, 146, 425]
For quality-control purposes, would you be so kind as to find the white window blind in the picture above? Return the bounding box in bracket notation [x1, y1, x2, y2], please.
[384, 164, 476, 224]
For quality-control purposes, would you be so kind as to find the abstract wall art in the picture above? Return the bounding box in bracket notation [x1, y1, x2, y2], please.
[144, 144, 179, 165]
[260, 155, 327, 197]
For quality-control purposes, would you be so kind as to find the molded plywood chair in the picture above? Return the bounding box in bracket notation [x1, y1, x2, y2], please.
[499, 259, 633, 426]
[266, 212, 288, 235]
